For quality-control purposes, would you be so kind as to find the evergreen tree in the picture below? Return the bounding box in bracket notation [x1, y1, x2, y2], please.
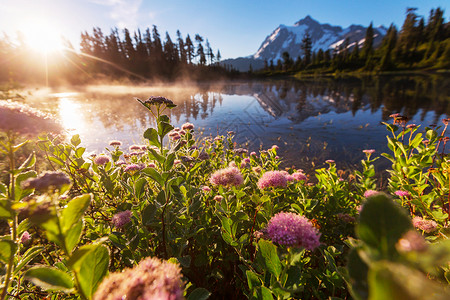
[185, 34, 194, 64]
[216, 50, 221, 64]
[300, 33, 312, 65]
[379, 24, 398, 70]
[176, 30, 186, 64]
[361, 22, 374, 59]
[195, 34, 206, 65]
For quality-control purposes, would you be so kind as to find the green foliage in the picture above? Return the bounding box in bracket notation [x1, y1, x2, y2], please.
[1, 97, 449, 299]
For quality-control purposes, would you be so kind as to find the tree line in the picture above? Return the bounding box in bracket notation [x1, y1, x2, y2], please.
[0, 25, 230, 85]
[259, 7, 449, 75]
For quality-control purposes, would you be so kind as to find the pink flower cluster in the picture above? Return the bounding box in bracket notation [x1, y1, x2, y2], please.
[124, 164, 144, 173]
[395, 190, 410, 197]
[94, 155, 110, 165]
[397, 230, 428, 252]
[181, 122, 194, 130]
[292, 172, 307, 181]
[266, 212, 321, 250]
[363, 149, 375, 154]
[109, 140, 122, 147]
[22, 171, 71, 192]
[112, 210, 132, 228]
[209, 167, 244, 187]
[20, 231, 31, 244]
[412, 216, 438, 233]
[364, 190, 379, 198]
[257, 171, 287, 189]
[94, 257, 184, 300]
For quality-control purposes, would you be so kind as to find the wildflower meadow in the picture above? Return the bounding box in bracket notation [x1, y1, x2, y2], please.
[0, 97, 449, 299]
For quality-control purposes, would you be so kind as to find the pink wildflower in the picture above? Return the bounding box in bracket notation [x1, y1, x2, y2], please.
[280, 171, 294, 182]
[129, 145, 141, 151]
[250, 151, 257, 157]
[147, 163, 156, 168]
[109, 140, 122, 147]
[257, 171, 288, 189]
[397, 230, 428, 252]
[22, 171, 71, 192]
[363, 149, 375, 154]
[20, 231, 31, 244]
[124, 164, 143, 173]
[240, 161, 249, 168]
[202, 186, 211, 192]
[271, 145, 279, 151]
[364, 190, 379, 198]
[112, 210, 132, 228]
[325, 160, 335, 164]
[210, 167, 244, 187]
[214, 195, 224, 202]
[252, 166, 261, 173]
[292, 172, 307, 181]
[181, 122, 194, 130]
[93, 257, 183, 300]
[412, 216, 438, 233]
[115, 160, 126, 166]
[395, 190, 410, 197]
[94, 155, 110, 165]
[336, 213, 355, 223]
[174, 160, 181, 166]
[266, 212, 321, 250]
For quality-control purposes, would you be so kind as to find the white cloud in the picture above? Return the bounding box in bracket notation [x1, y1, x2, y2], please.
[89, 0, 143, 29]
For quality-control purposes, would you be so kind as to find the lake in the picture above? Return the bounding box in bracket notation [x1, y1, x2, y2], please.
[27, 75, 450, 173]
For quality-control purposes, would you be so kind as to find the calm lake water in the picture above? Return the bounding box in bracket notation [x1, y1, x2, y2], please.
[28, 75, 450, 172]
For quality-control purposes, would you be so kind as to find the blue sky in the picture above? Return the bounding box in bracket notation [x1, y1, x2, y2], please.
[0, 0, 447, 59]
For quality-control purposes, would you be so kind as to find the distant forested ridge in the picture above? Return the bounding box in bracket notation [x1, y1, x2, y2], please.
[0, 25, 232, 85]
[257, 7, 449, 75]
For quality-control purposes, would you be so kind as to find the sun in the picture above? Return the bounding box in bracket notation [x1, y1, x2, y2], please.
[18, 17, 64, 53]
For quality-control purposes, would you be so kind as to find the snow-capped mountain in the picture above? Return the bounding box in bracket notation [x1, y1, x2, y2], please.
[221, 16, 387, 71]
[254, 15, 387, 62]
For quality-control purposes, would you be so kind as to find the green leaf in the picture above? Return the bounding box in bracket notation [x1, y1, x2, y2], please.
[0, 239, 17, 263]
[14, 246, 44, 276]
[71, 134, 81, 147]
[0, 182, 6, 196]
[187, 287, 211, 300]
[68, 244, 110, 299]
[143, 128, 160, 147]
[0, 200, 13, 219]
[65, 220, 83, 253]
[246, 270, 262, 290]
[142, 168, 164, 186]
[357, 193, 412, 258]
[164, 152, 176, 171]
[19, 152, 36, 170]
[25, 266, 74, 292]
[61, 194, 91, 234]
[158, 120, 174, 138]
[260, 286, 274, 300]
[134, 177, 147, 198]
[15, 170, 37, 200]
[258, 239, 282, 279]
[368, 261, 450, 300]
[18, 219, 31, 235]
[347, 249, 369, 300]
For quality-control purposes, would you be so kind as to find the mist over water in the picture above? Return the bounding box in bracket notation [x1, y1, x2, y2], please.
[26, 75, 450, 172]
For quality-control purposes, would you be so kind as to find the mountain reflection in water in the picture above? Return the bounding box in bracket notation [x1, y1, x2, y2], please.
[30, 75, 449, 173]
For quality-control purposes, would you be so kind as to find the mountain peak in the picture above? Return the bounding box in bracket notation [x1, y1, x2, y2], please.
[294, 15, 319, 26]
[253, 17, 386, 62]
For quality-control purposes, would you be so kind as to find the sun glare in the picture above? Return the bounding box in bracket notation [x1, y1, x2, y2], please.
[19, 18, 64, 53]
